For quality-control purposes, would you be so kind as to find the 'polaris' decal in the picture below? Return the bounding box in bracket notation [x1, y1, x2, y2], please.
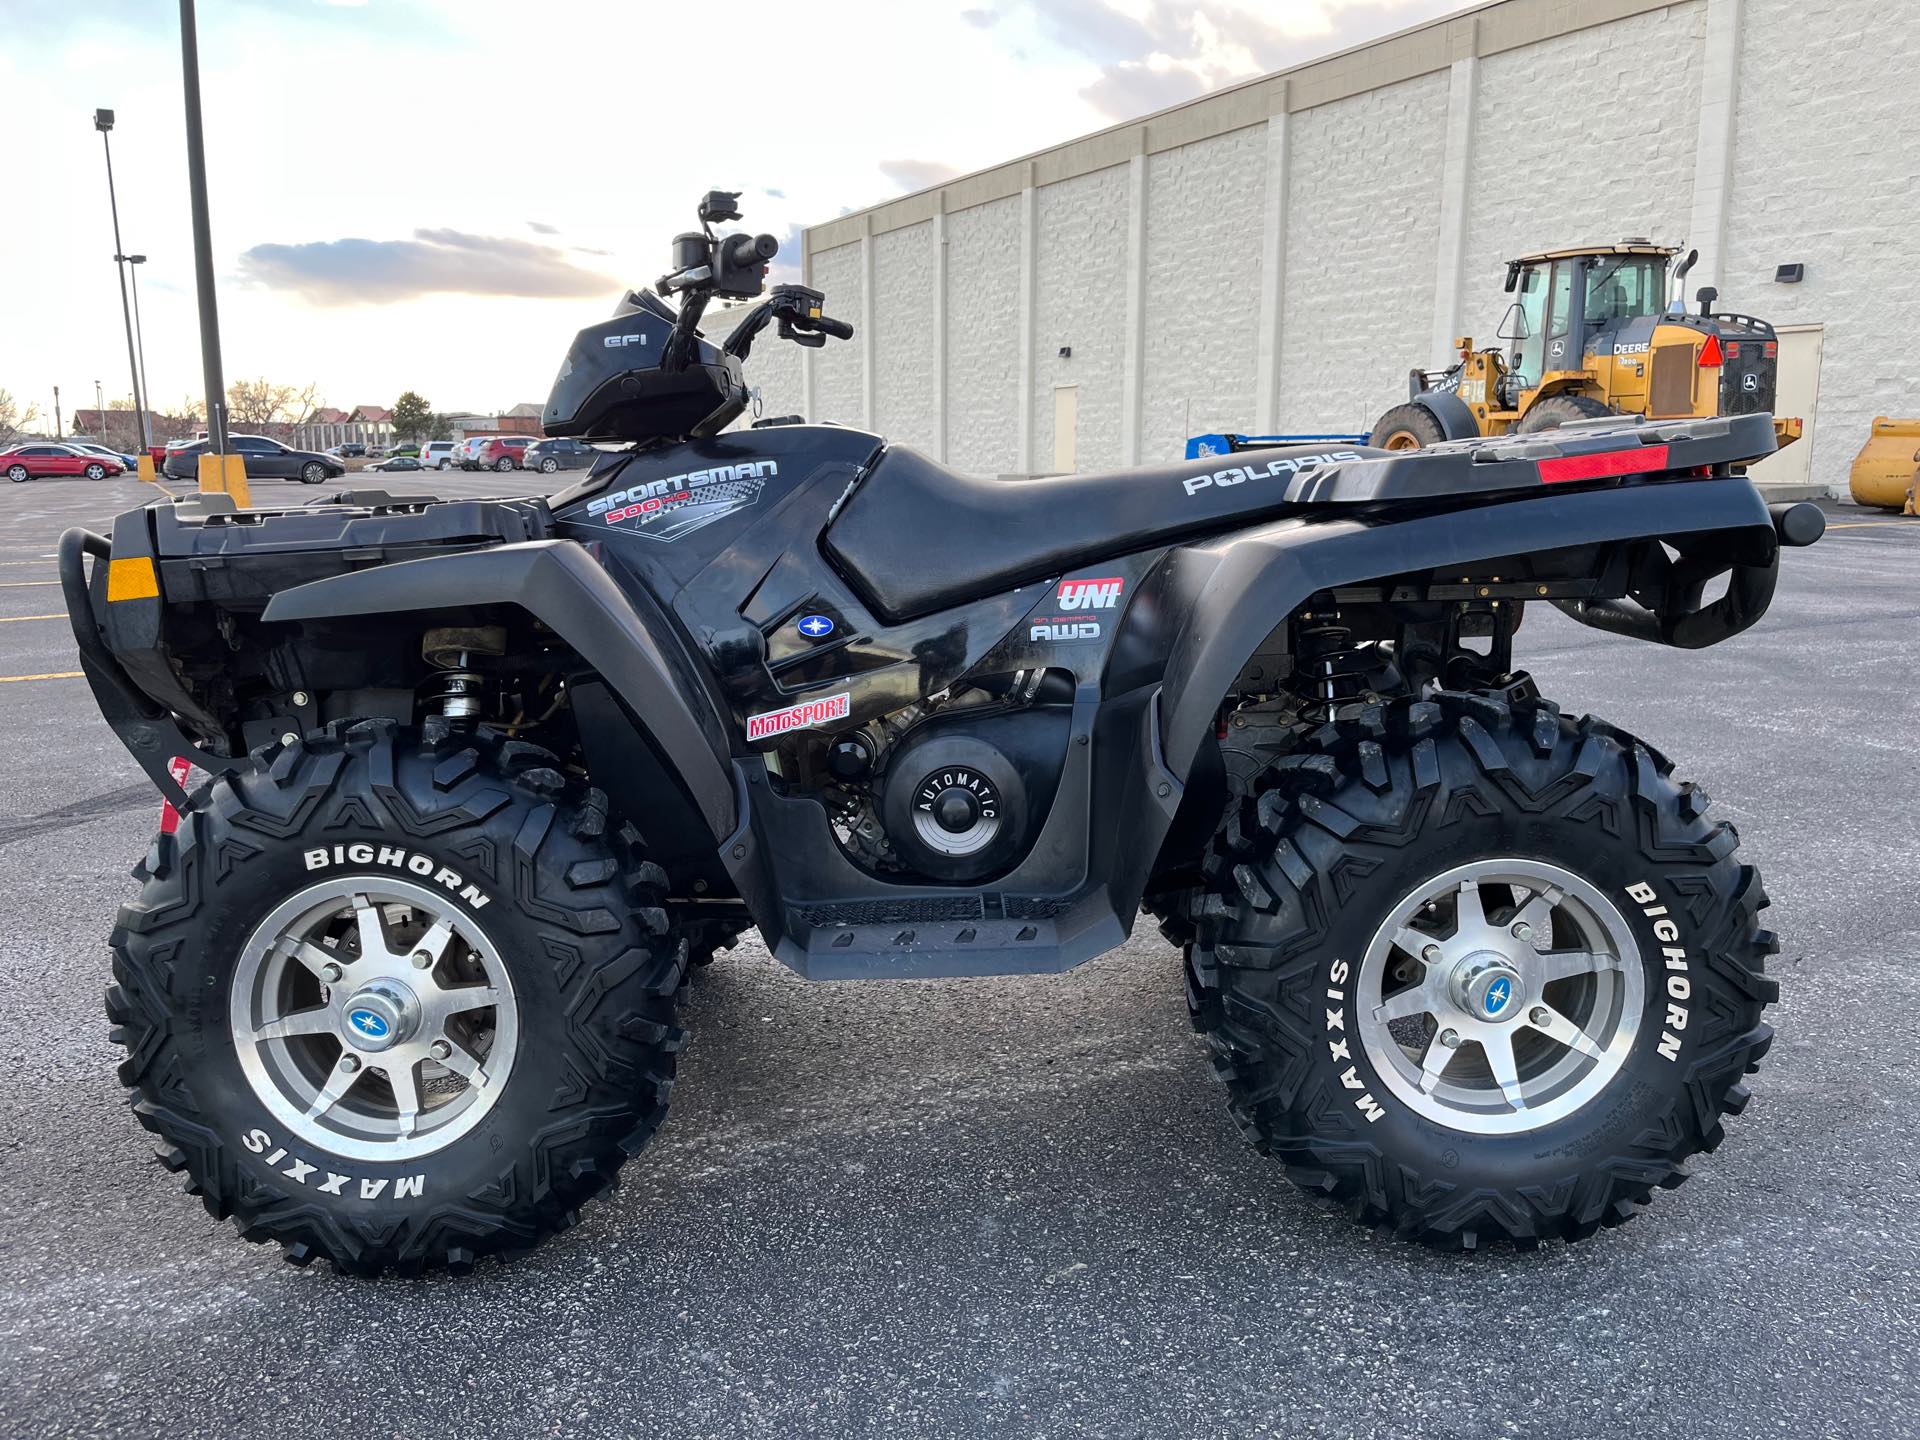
[1182, 451, 1361, 497]
[745, 691, 851, 742]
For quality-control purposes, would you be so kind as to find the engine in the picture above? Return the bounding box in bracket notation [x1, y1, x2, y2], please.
[788, 671, 1074, 883]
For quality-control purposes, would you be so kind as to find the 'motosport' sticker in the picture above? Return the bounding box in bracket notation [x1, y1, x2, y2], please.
[745, 691, 851, 742]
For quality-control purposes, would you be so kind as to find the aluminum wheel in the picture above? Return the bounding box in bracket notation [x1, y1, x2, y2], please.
[230, 876, 518, 1161]
[1356, 859, 1644, 1135]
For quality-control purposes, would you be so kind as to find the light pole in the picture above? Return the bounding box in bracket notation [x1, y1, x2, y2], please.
[53, 386, 62, 438]
[178, 1, 229, 459]
[124, 253, 154, 441]
[93, 108, 151, 454]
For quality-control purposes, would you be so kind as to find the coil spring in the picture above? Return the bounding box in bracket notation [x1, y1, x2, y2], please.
[1295, 621, 1369, 702]
[421, 669, 486, 719]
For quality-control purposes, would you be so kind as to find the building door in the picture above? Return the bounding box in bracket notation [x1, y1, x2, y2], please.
[1747, 324, 1824, 492]
[1051, 385, 1078, 474]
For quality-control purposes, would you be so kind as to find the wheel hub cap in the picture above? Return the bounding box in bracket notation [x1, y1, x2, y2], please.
[1452, 953, 1524, 1023]
[342, 978, 420, 1052]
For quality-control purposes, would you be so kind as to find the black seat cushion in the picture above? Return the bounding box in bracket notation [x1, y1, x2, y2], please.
[823, 442, 1379, 622]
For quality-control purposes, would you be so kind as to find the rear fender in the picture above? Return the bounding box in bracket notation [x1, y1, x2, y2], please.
[262, 539, 738, 839]
[1153, 476, 1780, 784]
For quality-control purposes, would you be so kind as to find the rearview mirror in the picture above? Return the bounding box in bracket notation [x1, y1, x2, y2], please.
[1496, 302, 1530, 341]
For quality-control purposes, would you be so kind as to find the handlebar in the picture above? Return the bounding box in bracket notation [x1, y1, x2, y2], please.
[811, 314, 854, 341]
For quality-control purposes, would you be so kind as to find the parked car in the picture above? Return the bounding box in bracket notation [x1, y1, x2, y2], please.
[421, 440, 458, 470]
[475, 436, 537, 472]
[522, 437, 598, 474]
[456, 436, 495, 471]
[389, 444, 420, 459]
[2, 442, 125, 482]
[162, 434, 348, 485]
[69, 441, 142, 471]
[337, 442, 367, 458]
[367, 455, 425, 473]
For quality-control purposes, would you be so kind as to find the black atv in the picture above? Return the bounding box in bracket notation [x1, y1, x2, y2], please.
[61, 192, 1821, 1274]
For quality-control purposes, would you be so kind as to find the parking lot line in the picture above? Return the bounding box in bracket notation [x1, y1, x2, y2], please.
[0, 671, 83, 683]
[0, 614, 63, 623]
[1827, 519, 1920, 529]
[0, 580, 60, 588]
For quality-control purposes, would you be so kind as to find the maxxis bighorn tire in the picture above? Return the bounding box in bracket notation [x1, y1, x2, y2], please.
[1514, 393, 1615, 434]
[1366, 403, 1447, 451]
[1183, 693, 1778, 1250]
[106, 721, 688, 1274]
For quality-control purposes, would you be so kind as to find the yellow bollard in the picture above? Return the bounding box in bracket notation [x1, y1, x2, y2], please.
[1849, 417, 1920, 512]
[136, 453, 159, 484]
[197, 451, 252, 508]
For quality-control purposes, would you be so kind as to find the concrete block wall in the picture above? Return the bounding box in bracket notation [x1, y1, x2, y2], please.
[801, 0, 1917, 494]
[1030, 164, 1131, 473]
[1140, 127, 1268, 459]
[871, 222, 939, 452]
[1278, 71, 1449, 433]
[944, 196, 1024, 474]
[1459, 3, 1705, 339]
[1724, 0, 1920, 495]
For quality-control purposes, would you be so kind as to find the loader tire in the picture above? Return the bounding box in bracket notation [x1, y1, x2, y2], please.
[1514, 393, 1615, 433]
[106, 720, 687, 1275]
[1182, 693, 1778, 1250]
[1367, 404, 1447, 451]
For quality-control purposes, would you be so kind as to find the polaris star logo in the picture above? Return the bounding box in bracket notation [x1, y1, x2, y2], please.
[348, 1009, 390, 1040]
[797, 614, 835, 639]
[1057, 577, 1123, 610]
[1181, 451, 1361, 497]
[1482, 976, 1513, 1019]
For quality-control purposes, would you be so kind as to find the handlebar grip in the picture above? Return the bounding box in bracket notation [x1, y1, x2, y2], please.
[723, 232, 780, 266]
[814, 314, 854, 341]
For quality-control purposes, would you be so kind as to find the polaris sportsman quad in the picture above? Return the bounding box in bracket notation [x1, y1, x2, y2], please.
[63, 192, 1822, 1274]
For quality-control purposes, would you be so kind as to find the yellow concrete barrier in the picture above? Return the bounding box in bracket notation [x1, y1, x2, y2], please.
[136, 453, 159, 484]
[197, 451, 251, 508]
[1850, 416, 1920, 513]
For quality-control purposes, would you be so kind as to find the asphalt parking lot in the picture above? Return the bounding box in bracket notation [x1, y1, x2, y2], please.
[2, 471, 1917, 1439]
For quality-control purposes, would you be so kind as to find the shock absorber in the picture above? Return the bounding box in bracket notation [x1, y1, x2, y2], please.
[1294, 616, 1369, 702]
[422, 661, 486, 720]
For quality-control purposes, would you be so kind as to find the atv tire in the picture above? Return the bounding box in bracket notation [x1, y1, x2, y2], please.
[1514, 393, 1615, 433]
[1367, 403, 1447, 451]
[1183, 693, 1777, 1249]
[106, 721, 687, 1274]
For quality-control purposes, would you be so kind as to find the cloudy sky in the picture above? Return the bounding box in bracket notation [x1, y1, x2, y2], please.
[1, 0, 1466, 426]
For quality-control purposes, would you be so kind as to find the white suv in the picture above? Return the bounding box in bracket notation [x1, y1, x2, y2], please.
[421, 440, 458, 470]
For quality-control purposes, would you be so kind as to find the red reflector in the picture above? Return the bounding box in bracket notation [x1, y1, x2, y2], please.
[1725, 341, 1742, 358]
[1764, 341, 1778, 358]
[1698, 335, 1723, 367]
[157, 755, 192, 835]
[1538, 444, 1671, 484]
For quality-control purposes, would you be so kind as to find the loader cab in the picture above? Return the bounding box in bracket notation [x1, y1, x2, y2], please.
[1500, 243, 1675, 395]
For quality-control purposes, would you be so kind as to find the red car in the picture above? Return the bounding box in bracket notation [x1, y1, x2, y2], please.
[3, 442, 127, 482]
[475, 435, 537, 471]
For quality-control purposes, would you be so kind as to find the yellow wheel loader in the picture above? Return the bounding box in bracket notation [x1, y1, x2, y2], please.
[1369, 241, 1804, 453]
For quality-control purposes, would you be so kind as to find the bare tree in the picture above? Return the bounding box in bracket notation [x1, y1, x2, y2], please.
[1, 388, 44, 446]
[226, 378, 323, 430]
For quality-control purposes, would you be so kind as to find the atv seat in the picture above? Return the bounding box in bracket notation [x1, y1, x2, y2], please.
[823, 442, 1377, 623]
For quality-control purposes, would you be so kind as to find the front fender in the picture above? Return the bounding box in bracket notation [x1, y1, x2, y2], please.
[1155, 477, 1778, 780]
[263, 539, 738, 839]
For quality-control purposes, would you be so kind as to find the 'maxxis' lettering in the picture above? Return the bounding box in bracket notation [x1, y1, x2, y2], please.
[242, 1127, 425, 1202]
[746, 691, 851, 742]
[1182, 451, 1361, 497]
